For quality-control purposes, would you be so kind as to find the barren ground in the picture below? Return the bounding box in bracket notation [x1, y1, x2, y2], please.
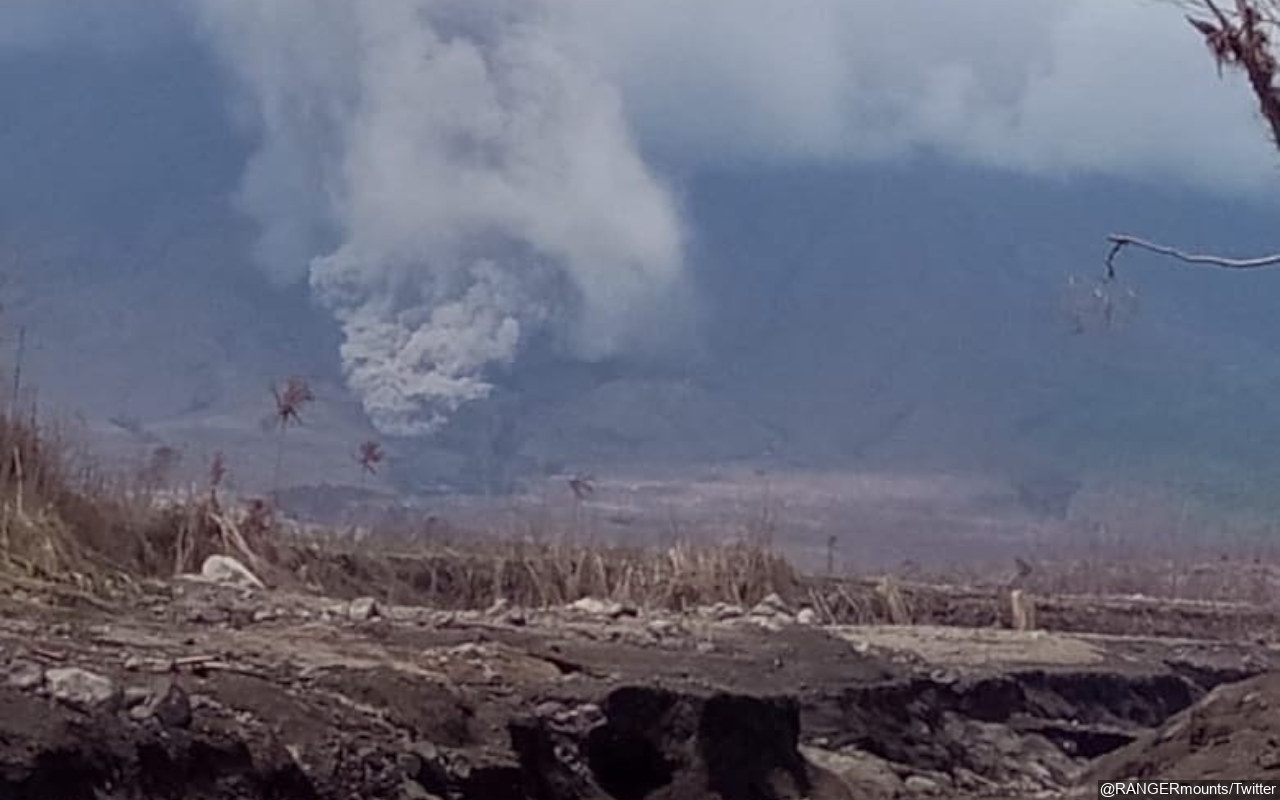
[3, 560, 1279, 800]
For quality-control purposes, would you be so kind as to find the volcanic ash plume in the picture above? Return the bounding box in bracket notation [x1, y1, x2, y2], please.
[192, 0, 685, 435]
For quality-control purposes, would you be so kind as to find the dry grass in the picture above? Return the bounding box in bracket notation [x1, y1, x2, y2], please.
[0, 410, 131, 588]
[5, 398, 1280, 631]
[279, 534, 800, 611]
[0, 409, 281, 595]
[0, 403, 801, 611]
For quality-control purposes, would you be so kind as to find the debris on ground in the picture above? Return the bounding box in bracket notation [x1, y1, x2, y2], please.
[0, 573, 1275, 799]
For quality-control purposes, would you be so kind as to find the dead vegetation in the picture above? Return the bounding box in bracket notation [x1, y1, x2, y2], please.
[2, 395, 1280, 635]
[0, 402, 807, 612]
[0, 409, 280, 596]
[283, 537, 800, 611]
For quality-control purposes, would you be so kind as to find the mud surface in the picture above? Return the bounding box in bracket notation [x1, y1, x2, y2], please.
[1, 576, 1277, 799]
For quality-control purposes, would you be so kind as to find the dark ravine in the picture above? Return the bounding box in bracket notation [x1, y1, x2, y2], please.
[0, 666, 1258, 800]
[0, 684, 828, 800]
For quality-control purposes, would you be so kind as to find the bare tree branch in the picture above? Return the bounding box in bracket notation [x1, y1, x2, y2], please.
[1103, 1, 1280, 279]
[1106, 234, 1280, 278]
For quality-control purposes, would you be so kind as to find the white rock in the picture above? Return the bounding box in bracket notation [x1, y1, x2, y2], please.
[569, 597, 624, 618]
[647, 619, 678, 637]
[46, 667, 121, 712]
[904, 775, 942, 794]
[710, 603, 745, 621]
[348, 597, 381, 621]
[796, 608, 818, 625]
[199, 555, 265, 589]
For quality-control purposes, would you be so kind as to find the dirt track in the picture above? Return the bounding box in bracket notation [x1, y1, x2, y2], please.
[1, 573, 1277, 800]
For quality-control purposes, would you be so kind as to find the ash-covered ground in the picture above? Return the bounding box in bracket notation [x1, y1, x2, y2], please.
[3, 556, 1280, 800]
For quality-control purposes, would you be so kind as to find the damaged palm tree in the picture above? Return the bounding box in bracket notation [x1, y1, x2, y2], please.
[355, 439, 384, 487]
[1106, 0, 1280, 277]
[269, 377, 314, 498]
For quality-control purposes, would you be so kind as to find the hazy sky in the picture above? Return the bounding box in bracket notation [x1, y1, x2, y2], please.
[4, 0, 1278, 438]
[2, 0, 1275, 194]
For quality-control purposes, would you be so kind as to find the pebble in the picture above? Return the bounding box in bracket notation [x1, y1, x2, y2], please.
[123, 686, 151, 708]
[405, 741, 440, 764]
[647, 619, 678, 637]
[535, 700, 565, 718]
[751, 617, 785, 633]
[572, 703, 605, 728]
[708, 603, 745, 621]
[5, 659, 45, 691]
[399, 781, 441, 800]
[904, 775, 943, 794]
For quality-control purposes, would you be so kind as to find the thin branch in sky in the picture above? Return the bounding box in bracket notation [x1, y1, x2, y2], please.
[1106, 233, 1280, 278]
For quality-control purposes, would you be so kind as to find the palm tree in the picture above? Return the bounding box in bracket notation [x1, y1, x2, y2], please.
[355, 439, 385, 488]
[269, 377, 314, 498]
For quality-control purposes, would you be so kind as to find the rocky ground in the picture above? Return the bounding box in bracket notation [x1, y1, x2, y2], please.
[1, 562, 1278, 800]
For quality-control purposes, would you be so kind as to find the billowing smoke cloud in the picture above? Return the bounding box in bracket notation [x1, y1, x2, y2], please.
[9, 0, 1270, 193]
[564, 0, 1277, 192]
[191, 0, 687, 435]
[4, 0, 1276, 434]
[187, 0, 1280, 435]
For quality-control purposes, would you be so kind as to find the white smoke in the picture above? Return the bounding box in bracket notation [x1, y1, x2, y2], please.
[48, 0, 1269, 436]
[564, 0, 1276, 193]
[191, 0, 686, 435]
